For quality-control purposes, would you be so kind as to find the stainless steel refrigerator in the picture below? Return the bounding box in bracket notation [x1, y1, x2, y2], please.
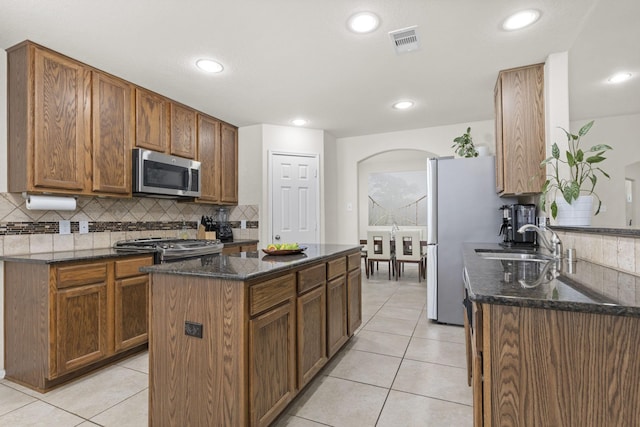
[426, 156, 515, 325]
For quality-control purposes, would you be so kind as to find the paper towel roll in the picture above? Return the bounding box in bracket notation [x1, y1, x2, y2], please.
[26, 195, 77, 211]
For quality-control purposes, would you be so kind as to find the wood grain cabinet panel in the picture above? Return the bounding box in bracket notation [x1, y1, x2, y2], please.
[170, 102, 197, 159]
[326, 274, 348, 357]
[220, 123, 238, 204]
[494, 63, 546, 195]
[7, 42, 92, 193]
[55, 282, 108, 376]
[249, 299, 296, 427]
[114, 275, 149, 352]
[135, 88, 169, 153]
[91, 71, 133, 195]
[473, 303, 640, 426]
[197, 114, 221, 202]
[347, 267, 362, 336]
[297, 284, 327, 389]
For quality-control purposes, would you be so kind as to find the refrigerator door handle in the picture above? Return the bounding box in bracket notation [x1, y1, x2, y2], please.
[426, 245, 438, 320]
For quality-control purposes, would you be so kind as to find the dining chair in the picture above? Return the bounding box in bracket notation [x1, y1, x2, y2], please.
[359, 239, 369, 278]
[394, 230, 425, 281]
[366, 230, 395, 280]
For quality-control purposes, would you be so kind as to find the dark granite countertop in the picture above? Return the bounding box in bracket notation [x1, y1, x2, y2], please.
[140, 243, 360, 281]
[0, 247, 156, 264]
[551, 225, 640, 237]
[223, 239, 259, 247]
[463, 243, 640, 317]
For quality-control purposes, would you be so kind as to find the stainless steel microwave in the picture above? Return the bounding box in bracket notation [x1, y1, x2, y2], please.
[132, 148, 201, 198]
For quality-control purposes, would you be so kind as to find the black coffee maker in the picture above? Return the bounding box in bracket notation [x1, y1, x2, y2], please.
[499, 204, 537, 246]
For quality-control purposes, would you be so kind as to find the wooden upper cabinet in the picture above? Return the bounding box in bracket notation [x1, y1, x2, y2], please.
[135, 88, 170, 153]
[220, 123, 238, 204]
[170, 102, 197, 159]
[7, 40, 238, 200]
[8, 43, 92, 193]
[197, 114, 221, 202]
[494, 63, 546, 195]
[92, 71, 134, 195]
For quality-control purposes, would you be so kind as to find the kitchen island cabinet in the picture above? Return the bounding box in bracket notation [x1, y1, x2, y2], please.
[1, 250, 153, 392]
[143, 244, 362, 427]
[463, 244, 640, 426]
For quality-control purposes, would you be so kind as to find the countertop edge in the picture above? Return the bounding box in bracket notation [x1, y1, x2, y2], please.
[141, 245, 361, 281]
[0, 248, 157, 264]
[464, 243, 640, 318]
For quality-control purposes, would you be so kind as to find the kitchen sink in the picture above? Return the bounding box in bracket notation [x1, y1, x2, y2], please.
[474, 249, 555, 262]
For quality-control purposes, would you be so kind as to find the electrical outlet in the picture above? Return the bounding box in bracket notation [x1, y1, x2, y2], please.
[185, 321, 203, 339]
[79, 220, 89, 234]
[241, 220, 246, 229]
[59, 220, 71, 235]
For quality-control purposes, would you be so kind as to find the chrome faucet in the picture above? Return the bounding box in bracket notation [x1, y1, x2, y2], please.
[518, 224, 563, 258]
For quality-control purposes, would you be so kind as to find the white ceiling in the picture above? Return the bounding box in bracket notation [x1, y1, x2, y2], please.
[1, 0, 638, 138]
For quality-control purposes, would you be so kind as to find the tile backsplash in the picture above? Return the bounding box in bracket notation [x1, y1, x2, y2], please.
[0, 193, 259, 256]
[556, 230, 640, 276]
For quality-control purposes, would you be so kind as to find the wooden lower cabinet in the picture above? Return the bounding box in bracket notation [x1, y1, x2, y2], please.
[297, 284, 327, 388]
[55, 282, 108, 375]
[148, 248, 362, 426]
[470, 302, 640, 426]
[326, 274, 348, 358]
[3, 255, 151, 391]
[347, 264, 362, 336]
[249, 300, 297, 427]
[114, 275, 149, 352]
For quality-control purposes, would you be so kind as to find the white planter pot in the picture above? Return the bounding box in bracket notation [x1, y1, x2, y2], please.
[555, 195, 594, 226]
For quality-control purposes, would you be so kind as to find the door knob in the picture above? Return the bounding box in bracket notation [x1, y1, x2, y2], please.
[275, 235, 281, 240]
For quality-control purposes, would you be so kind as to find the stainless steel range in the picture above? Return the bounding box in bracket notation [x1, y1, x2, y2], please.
[114, 237, 224, 263]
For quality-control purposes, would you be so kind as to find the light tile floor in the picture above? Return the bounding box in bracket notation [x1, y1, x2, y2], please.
[0, 263, 471, 426]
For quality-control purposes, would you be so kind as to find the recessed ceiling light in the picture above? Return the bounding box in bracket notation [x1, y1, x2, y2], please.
[392, 100, 414, 110]
[502, 9, 540, 31]
[291, 118, 308, 126]
[347, 12, 380, 34]
[196, 59, 224, 73]
[607, 72, 633, 84]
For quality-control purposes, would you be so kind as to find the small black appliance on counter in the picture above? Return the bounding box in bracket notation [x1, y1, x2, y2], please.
[499, 204, 537, 246]
[200, 208, 234, 243]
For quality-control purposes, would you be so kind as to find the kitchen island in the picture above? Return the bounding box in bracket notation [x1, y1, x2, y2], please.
[141, 244, 362, 427]
[463, 243, 640, 427]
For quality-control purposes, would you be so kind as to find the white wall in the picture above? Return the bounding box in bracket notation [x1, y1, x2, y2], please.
[358, 150, 432, 240]
[323, 131, 338, 243]
[330, 119, 496, 244]
[238, 124, 327, 245]
[237, 125, 263, 207]
[0, 49, 7, 375]
[569, 113, 640, 227]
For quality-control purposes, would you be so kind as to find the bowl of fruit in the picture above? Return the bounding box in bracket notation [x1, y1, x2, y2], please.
[262, 243, 306, 255]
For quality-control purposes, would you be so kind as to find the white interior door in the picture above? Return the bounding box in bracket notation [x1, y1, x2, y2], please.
[270, 153, 319, 245]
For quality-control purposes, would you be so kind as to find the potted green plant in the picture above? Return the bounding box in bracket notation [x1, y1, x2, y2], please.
[540, 120, 612, 225]
[452, 127, 478, 158]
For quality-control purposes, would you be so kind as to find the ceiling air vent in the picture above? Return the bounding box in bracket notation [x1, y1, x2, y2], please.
[389, 26, 420, 54]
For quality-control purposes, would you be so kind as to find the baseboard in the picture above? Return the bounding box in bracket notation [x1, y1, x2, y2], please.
[0, 369, 5, 379]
